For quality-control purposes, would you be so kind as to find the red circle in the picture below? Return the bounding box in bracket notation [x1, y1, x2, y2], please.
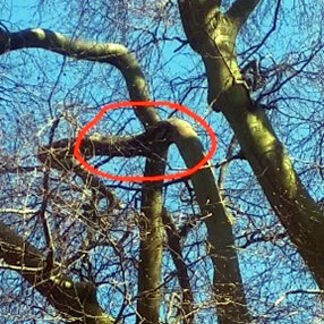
[73, 101, 217, 183]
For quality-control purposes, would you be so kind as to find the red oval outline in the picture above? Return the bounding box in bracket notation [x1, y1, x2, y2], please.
[73, 101, 217, 183]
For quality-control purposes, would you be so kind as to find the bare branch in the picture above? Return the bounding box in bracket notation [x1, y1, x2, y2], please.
[0, 27, 160, 128]
[0, 221, 116, 323]
[137, 150, 167, 324]
[0, 208, 38, 215]
[239, 0, 282, 61]
[162, 208, 194, 323]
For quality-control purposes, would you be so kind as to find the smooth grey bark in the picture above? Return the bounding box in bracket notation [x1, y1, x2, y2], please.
[137, 154, 167, 324]
[227, 0, 262, 28]
[165, 118, 251, 323]
[0, 25, 250, 322]
[0, 27, 159, 128]
[178, 0, 324, 293]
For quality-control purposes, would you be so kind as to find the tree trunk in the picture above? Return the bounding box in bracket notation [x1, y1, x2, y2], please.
[137, 151, 167, 324]
[0, 24, 252, 322]
[178, 0, 324, 290]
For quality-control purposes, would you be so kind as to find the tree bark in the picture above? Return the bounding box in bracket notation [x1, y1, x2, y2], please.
[137, 155, 167, 324]
[162, 209, 195, 323]
[0, 221, 116, 324]
[165, 118, 251, 323]
[0, 25, 251, 322]
[178, 0, 324, 291]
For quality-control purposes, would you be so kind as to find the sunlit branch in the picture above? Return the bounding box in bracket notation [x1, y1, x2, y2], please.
[227, 0, 263, 29]
[0, 208, 38, 215]
[0, 220, 116, 324]
[137, 150, 167, 324]
[0, 27, 160, 128]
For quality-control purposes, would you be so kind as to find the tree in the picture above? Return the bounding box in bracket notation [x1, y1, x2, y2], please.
[0, 1, 323, 323]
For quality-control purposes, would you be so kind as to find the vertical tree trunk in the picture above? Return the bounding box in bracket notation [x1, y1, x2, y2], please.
[137, 152, 167, 324]
[177, 0, 324, 291]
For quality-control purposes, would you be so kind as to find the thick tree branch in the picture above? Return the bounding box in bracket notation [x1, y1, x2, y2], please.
[177, 0, 221, 55]
[227, 0, 262, 29]
[165, 118, 251, 323]
[137, 151, 167, 324]
[178, 0, 324, 292]
[37, 122, 173, 166]
[0, 27, 160, 128]
[0, 221, 116, 324]
[178, 0, 221, 12]
[1, 25, 250, 321]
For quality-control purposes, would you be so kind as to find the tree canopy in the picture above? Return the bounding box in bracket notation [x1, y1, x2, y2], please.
[0, 1, 323, 323]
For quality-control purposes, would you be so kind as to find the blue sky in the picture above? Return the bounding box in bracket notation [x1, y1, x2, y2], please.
[0, 1, 323, 323]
